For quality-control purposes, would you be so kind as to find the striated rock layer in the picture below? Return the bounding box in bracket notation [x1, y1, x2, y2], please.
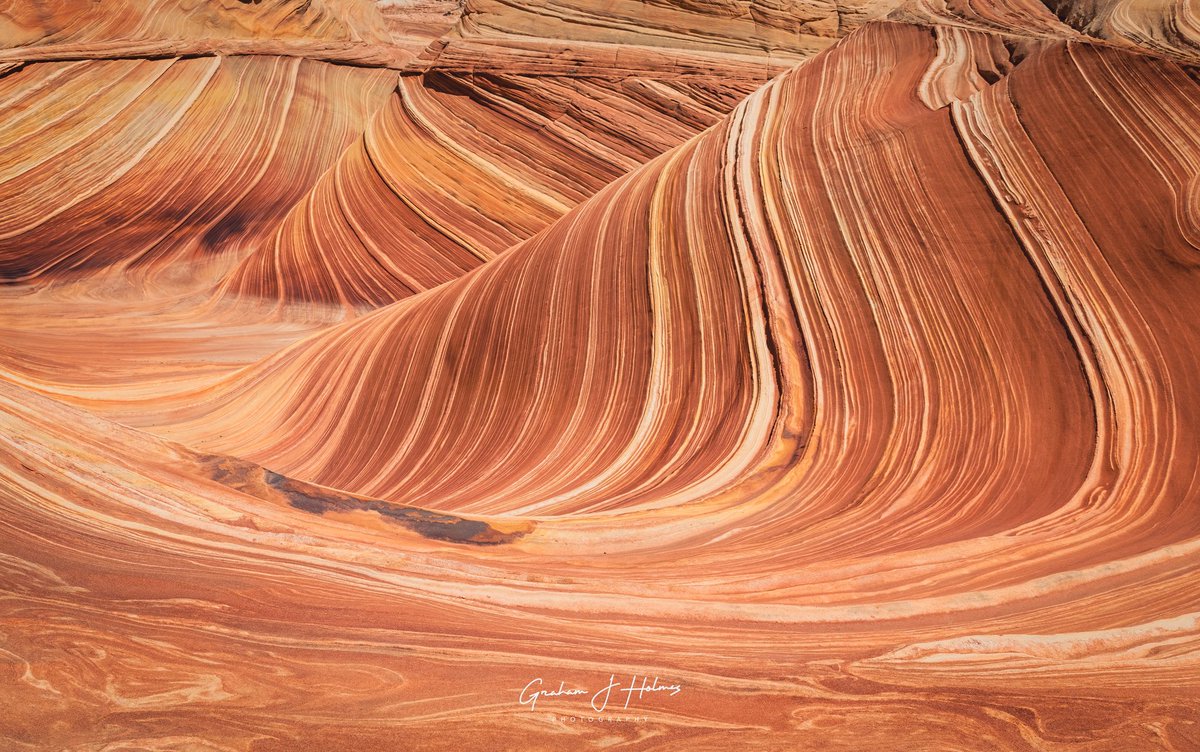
[897, 0, 1200, 64]
[2, 3, 1200, 752]
[455, 0, 897, 61]
[0, 56, 396, 282]
[0, 45, 762, 403]
[221, 69, 762, 307]
[0, 0, 432, 67]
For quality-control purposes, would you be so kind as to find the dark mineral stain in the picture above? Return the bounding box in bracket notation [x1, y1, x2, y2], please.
[198, 450, 531, 545]
[201, 211, 250, 252]
[262, 471, 529, 545]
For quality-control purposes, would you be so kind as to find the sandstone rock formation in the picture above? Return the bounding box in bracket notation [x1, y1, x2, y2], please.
[1, 0, 1198, 750]
[455, 0, 892, 60]
[0, 0, 428, 66]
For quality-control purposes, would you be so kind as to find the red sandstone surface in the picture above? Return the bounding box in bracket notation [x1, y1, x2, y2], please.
[1, 0, 1198, 749]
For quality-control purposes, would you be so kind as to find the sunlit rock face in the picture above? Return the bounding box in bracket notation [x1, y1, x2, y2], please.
[2, 0, 1199, 750]
[0, 0, 429, 66]
[897, 0, 1200, 63]
[455, 0, 896, 60]
[219, 70, 764, 307]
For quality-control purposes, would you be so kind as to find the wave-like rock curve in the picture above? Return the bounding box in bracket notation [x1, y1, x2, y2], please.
[1, 7, 1199, 752]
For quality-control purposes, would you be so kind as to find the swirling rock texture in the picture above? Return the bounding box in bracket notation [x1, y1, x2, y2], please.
[454, 0, 891, 60]
[220, 70, 762, 307]
[2, 0, 1200, 750]
[896, 0, 1200, 64]
[0, 0, 426, 66]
